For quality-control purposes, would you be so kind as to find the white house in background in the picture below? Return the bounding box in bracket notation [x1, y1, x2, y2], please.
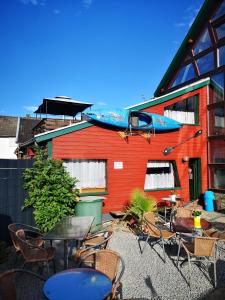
[0, 116, 40, 159]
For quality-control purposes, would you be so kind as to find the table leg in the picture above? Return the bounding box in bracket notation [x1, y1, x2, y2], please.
[64, 240, 68, 269]
[165, 206, 167, 222]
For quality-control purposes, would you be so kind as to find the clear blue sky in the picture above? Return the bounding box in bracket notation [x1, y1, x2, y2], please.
[1, 0, 204, 117]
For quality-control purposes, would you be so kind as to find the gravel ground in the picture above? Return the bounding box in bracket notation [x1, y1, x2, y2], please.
[109, 228, 225, 300]
[1, 224, 225, 300]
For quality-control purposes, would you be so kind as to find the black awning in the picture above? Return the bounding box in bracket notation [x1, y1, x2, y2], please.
[35, 97, 92, 117]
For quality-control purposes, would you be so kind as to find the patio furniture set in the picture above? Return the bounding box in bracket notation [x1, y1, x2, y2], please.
[138, 204, 222, 291]
[0, 216, 125, 300]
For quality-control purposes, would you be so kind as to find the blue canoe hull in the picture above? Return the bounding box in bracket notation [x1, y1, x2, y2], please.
[83, 108, 182, 131]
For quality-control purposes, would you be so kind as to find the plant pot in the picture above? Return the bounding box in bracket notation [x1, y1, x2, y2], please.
[194, 216, 201, 229]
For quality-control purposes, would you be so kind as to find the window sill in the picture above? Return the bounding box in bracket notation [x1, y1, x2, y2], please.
[79, 192, 109, 196]
[144, 187, 181, 192]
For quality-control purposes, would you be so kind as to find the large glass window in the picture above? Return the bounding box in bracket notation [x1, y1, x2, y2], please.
[164, 95, 199, 125]
[209, 166, 225, 190]
[208, 104, 225, 136]
[63, 159, 107, 193]
[194, 29, 212, 54]
[212, 1, 225, 21]
[171, 63, 196, 88]
[216, 23, 225, 40]
[197, 52, 214, 74]
[144, 161, 180, 190]
[209, 73, 224, 104]
[219, 45, 225, 66]
[209, 140, 225, 163]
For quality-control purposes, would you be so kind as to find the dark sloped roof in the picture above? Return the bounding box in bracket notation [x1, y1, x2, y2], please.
[0, 116, 18, 137]
[35, 96, 93, 116]
[17, 118, 40, 144]
[154, 0, 219, 97]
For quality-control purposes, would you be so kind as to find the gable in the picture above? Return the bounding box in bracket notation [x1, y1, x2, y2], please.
[155, 0, 223, 97]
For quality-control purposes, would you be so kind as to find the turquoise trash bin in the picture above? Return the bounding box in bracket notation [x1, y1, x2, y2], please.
[75, 196, 105, 227]
[204, 191, 215, 212]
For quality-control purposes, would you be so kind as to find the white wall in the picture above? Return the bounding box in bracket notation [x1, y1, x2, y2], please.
[0, 137, 18, 159]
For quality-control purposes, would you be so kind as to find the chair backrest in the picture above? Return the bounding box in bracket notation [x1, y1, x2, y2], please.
[16, 229, 46, 262]
[79, 249, 125, 283]
[143, 212, 161, 237]
[175, 207, 192, 218]
[8, 223, 42, 252]
[8, 224, 20, 252]
[194, 237, 217, 257]
[0, 269, 45, 300]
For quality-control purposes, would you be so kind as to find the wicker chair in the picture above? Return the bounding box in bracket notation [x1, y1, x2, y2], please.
[141, 212, 176, 261]
[8, 223, 43, 254]
[204, 229, 225, 258]
[78, 249, 125, 300]
[74, 230, 113, 266]
[16, 229, 55, 275]
[177, 236, 218, 288]
[0, 269, 45, 300]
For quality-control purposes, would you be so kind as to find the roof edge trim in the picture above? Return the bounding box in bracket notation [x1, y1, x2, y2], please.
[126, 77, 210, 111]
[35, 121, 93, 143]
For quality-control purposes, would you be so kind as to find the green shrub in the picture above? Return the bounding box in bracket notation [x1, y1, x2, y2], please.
[23, 146, 79, 232]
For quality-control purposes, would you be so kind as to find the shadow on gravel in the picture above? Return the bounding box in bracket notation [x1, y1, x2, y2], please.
[144, 275, 162, 300]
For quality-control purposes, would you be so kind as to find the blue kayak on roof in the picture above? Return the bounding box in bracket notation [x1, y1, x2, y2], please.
[83, 108, 182, 131]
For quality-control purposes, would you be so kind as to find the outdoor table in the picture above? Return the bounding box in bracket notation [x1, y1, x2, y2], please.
[43, 216, 94, 269]
[161, 197, 177, 222]
[43, 268, 112, 300]
[173, 217, 211, 233]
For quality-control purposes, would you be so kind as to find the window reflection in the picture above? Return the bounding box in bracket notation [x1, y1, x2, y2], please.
[216, 23, 225, 40]
[172, 63, 196, 88]
[208, 105, 225, 136]
[212, 0, 225, 21]
[210, 167, 225, 190]
[219, 45, 225, 66]
[197, 52, 214, 74]
[194, 29, 212, 54]
[209, 140, 225, 163]
[164, 95, 198, 124]
[209, 73, 224, 104]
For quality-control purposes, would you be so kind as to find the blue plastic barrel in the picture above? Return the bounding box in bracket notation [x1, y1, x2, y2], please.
[204, 191, 215, 212]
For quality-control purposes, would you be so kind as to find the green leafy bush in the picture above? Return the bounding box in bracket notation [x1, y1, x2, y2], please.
[23, 146, 78, 232]
[123, 189, 157, 223]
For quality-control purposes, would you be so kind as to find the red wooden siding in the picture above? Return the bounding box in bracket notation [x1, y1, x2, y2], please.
[52, 86, 208, 213]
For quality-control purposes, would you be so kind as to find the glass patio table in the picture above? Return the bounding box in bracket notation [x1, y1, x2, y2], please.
[43, 216, 94, 269]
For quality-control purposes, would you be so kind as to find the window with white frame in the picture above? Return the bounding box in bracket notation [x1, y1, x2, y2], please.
[144, 161, 180, 190]
[63, 159, 106, 193]
[164, 95, 199, 125]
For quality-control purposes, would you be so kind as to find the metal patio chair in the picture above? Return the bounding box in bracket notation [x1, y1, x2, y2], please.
[16, 229, 55, 275]
[74, 230, 113, 266]
[141, 212, 176, 261]
[177, 236, 218, 288]
[8, 223, 43, 254]
[78, 249, 125, 300]
[0, 269, 45, 300]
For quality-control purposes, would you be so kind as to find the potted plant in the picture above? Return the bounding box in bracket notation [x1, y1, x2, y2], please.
[123, 189, 157, 225]
[192, 210, 202, 229]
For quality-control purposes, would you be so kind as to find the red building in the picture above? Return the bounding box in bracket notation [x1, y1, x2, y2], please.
[33, 0, 225, 212]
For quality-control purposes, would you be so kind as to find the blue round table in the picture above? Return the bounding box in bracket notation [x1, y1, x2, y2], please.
[43, 268, 112, 300]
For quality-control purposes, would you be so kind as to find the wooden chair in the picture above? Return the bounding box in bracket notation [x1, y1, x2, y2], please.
[177, 236, 218, 288]
[0, 269, 45, 300]
[16, 229, 55, 275]
[141, 212, 176, 261]
[74, 230, 113, 266]
[78, 249, 125, 300]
